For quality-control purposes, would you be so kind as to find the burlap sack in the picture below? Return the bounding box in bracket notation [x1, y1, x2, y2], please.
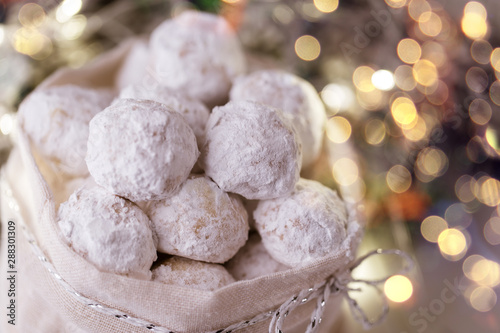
[0, 40, 363, 333]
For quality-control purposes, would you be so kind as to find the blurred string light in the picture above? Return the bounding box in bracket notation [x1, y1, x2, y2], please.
[371, 70, 395, 91]
[326, 116, 351, 143]
[437, 228, 468, 260]
[320, 83, 355, 112]
[295, 35, 320, 61]
[420, 215, 448, 243]
[56, 0, 83, 23]
[386, 165, 412, 193]
[313, 0, 339, 13]
[384, 275, 413, 303]
[461, 1, 488, 40]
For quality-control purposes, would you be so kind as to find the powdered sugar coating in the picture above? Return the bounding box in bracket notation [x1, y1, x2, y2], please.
[225, 233, 288, 281]
[86, 98, 199, 202]
[58, 185, 157, 279]
[18, 85, 114, 176]
[119, 84, 209, 146]
[254, 178, 348, 267]
[201, 100, 301, 200]
[230, 70, 327, 167]
[152, 256, 235, 291]
[149, 11, 246, 106]
[115, 39, 150, 91]
[146, 175, 249, 263]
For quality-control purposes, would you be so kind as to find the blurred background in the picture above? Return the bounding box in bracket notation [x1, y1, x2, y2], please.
[0, 0, 499, 332]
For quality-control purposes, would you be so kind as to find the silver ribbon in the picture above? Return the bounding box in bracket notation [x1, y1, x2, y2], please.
[1, 175, 413, 332]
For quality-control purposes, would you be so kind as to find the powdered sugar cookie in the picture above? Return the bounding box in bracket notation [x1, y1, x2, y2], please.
[146, 175, 248, 263]
[58, 185, 157, 279]
[230, 70, 326, 167]
[18, 85, 114, 176]
[86, 98, 199, 202]
[254, 178, 348, 266]
[225, 233, 288, 280]
[118, 84, 209, 146]
[201, 100, 301, 200]
[150, 11, 246, 106]
[152, 256, 235, 291]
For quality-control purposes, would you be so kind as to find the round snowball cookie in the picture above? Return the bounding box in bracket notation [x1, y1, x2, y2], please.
[150, 11, 246, 106]
[18, 85, 114, 177]
[86, 99, 199, 202]
[225, 233, 288, 281]
[230, 70, 327, 167]
[254, 178, 348, 267]
[146, 175, 249, 263]
[201, 100, 301, 200]
[119, 84, 209, 146]
[58, 185, 157, 279]
[152, 256, 235, 291]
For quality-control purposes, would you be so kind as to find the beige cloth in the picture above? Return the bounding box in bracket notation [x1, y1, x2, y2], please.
[0, 40, 363, 333]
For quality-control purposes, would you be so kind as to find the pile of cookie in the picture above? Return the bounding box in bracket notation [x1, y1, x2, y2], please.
[18, 11, 349, 291]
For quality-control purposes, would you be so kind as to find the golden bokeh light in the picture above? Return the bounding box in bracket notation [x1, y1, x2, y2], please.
[467, 258, 500, 287]
[455, 176, 476, 203]
[332, 158, 359, 186]
[416, 147, 448, 182]
[466, 67, 489, 93]
[444, 203, 472, 229]
[471, 40, 493, 65]
[273, 5, 295, 25]
[421, 215, 448, 243]
[321, 83, 355, 112]
[18, 3, 46, 28]
[12, 28, 51, 57]
[485, 127, 500, 154]
[372, 70, 395, 91]
[391, 97, 417, 126]
[461, 2, 488, 40]
[56, 0, 83, 23]
[403, 116, 427, 141]
[438, 228, 467, 256]
[394, 65, 418, 91]
[313, 0, 339, 13]
[385, 0, 406, 8]
[425, 80, 449, 105]
[326, 116, 352, 143]
[61, 15, 87, 40]
[418, 12, 442, 37]
[364, 118, 386, 145]
[295, 35, 321, 61]
[491, 48, 500, 72]
[469, 99, 492, 125]
[353, 66, 376, 92]
[356, 89, 384, 111]
[408, 0, 432, 21]
[413, 59, 438, 87]
[470, 286, 497, 312]
[386, 165, 412, 193]
[398, 39, 422, 64]
[484, 217, 500, 245]
[422, 41, 447, 68]
[476, 177, 500, 207]
[464, 1, 487, 20]
[384, 275, 413, 303]
[490, 81, 500, 106]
